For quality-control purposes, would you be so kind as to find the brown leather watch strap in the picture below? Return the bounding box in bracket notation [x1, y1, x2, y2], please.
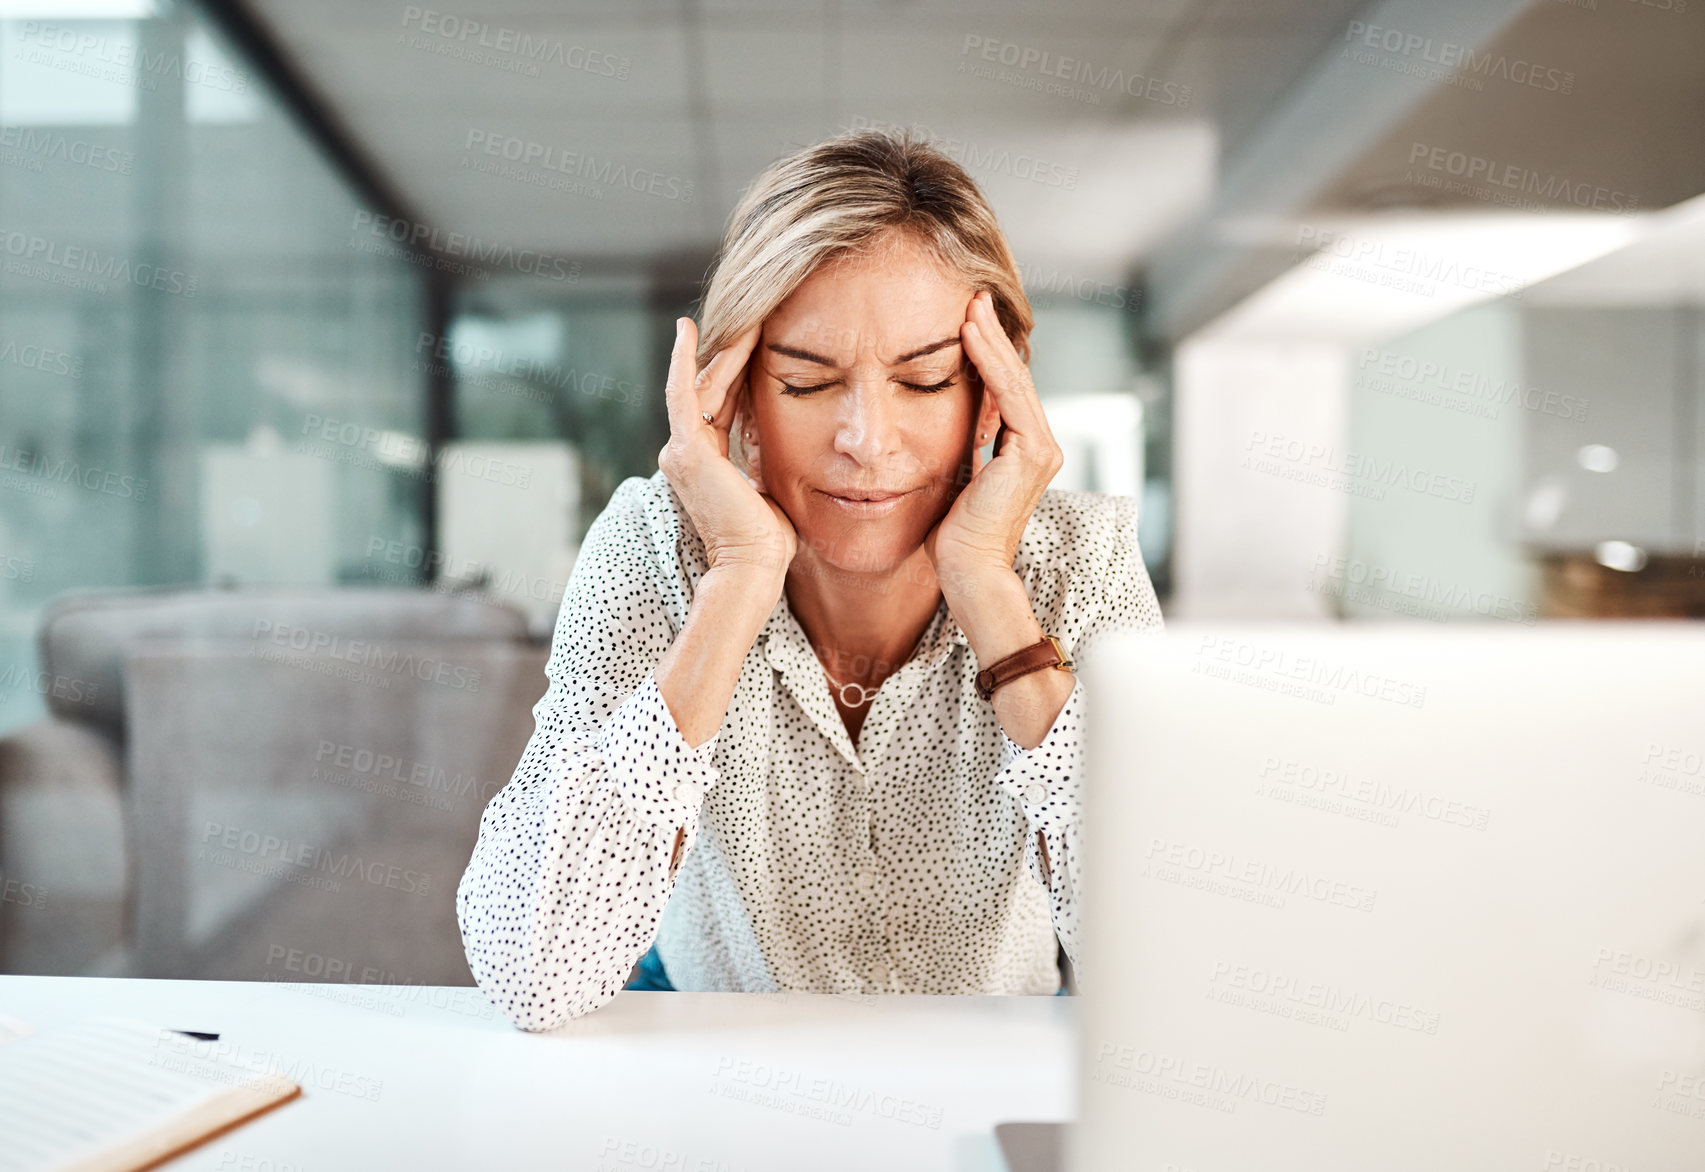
[975, 635, 1073, 701]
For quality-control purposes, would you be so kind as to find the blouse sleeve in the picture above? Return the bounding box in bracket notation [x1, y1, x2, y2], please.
[988, 492, 1165, 985]
[455, 476, 720, 1031]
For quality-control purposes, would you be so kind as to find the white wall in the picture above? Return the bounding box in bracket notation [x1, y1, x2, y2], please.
[1172, 339, 1348, 619]
[1171, 304, 1544, 624]
[1340, 301, 1541, 624]
[437, 441, 579, 637]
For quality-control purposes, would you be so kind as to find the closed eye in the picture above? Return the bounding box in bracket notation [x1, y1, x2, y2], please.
[778, 377, 958, 396]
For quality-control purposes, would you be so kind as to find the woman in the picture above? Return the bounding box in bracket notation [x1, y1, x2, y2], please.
[455, 127, 1164, 1030]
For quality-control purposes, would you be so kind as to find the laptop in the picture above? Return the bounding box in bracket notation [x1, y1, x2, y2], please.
[1000, 620, 1705, 1172]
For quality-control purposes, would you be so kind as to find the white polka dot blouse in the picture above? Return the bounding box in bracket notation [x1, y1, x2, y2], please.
[456, 469, 1165, 1030]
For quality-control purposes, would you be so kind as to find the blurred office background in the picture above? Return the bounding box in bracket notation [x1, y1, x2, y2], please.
[0, 0, 1701, 983]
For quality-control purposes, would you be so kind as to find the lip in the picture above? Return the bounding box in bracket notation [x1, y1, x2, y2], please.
[821, 488, 911, 516]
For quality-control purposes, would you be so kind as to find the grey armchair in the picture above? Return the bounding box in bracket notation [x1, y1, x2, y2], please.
[0, 583, 548, 982]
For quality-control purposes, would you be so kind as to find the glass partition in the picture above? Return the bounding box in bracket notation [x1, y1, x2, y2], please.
[0, 1, 428, 737]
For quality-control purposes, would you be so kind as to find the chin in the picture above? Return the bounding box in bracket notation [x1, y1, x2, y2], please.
[803, 518, 924, 575]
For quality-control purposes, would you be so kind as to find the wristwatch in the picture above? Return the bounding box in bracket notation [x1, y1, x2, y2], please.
[975, 635, 1074, 701]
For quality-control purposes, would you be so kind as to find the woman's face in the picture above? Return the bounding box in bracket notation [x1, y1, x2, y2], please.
[743, 234, 1002, 576]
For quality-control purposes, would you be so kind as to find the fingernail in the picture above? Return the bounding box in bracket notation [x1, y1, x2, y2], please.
[676, 318, 686, 341]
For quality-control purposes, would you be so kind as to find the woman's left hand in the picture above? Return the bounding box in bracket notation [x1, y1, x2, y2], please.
[924, 289, 1064, 592]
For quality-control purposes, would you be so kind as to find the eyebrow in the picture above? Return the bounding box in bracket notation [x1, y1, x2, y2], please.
[764, 335, 961, 366]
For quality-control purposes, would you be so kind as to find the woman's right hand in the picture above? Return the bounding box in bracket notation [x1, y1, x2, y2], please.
[658, 316, 798, 581]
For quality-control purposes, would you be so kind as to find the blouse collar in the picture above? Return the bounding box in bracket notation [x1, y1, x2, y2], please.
[760, 588, 969, 674]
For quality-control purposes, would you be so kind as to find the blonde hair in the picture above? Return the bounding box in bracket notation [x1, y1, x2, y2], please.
[693, 126, 1035, 474]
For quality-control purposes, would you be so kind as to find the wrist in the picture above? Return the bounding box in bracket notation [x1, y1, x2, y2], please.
[935, 558, 1017, 605]
[699, 562, 785, 617]
[699, 559, 784, 624]
[948, 567, 1044, 667]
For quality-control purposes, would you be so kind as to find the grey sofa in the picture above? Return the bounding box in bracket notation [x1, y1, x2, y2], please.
[0, 583, 549, 983]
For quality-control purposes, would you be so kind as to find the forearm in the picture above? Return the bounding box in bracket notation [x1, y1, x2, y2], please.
[986, 667, 1090, 976]
[949, 567, 1078, 925]
[459, 757, 663, 1028]
[946, 568, 1075, 749]
[656, 564, 784, 748]
[459, 666, 732, 1028]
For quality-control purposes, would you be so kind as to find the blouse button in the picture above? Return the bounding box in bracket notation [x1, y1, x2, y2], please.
[673, 781, 700, 804]
[1023, 782, 1048, 805]
[854, 869, 876, 891]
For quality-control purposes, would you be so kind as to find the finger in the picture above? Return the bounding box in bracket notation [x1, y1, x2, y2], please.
[962, 314, 1050, 442]
[971, 293, 1058, 446]
[697, 321, 763, 424]
[972, 289, 1026, 370]
[663, 317, 702, 438]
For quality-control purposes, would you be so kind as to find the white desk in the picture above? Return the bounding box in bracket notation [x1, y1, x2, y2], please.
[0, 977, 1074, 1172]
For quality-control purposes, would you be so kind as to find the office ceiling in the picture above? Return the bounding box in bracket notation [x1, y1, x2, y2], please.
[1141, 0, 1705, 336]
[1315, 2, 1705, 216]
[238, 0, 1369, 288]
[239, 0, 1705, 325]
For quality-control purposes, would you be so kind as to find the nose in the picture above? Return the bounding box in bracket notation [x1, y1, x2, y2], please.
[831, 383, 901, 464]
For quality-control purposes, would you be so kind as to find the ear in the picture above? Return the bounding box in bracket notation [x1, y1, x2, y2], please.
[972, 382, 1002, 449]
[737, 403, 764, 486]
